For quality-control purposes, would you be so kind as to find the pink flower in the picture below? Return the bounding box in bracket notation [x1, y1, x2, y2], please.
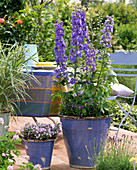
[0, 118, 4, 125]
[23, 155, 30, 160]
[8, 159, 13, 163]
[4, 125, 9, 129]
[16, 130, 20, 134]
[13, 134, 19, 140]
[2, 153, 6, 156]
[0, 18, 5, 23]
[7, 165, 13, 170]
[34, 164, 42, 170]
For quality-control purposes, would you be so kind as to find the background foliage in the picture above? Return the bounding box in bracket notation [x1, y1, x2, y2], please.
[0, 0, 25, 18]
[0, 0, 137, 60]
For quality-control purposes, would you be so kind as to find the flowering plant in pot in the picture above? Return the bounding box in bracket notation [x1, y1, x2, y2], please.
[54, 8, 115, 168]
[21, 122, 61, 169]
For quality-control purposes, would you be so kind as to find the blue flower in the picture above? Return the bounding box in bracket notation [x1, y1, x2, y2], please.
[69, 55, 76, 63]
[75, 49, 82, 57]
[70, 78, 76, 85]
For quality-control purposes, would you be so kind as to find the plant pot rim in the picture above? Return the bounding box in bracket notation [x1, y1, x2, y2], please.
[58, 113, 114, 120]
[23, 138, 55, 142]
[0, 111, 11, 115]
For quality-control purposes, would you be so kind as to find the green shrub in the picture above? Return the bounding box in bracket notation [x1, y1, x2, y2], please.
[4, 0, 73, 62]
[0, 0, 25, 18]
[85, 1, 137, 51]
[117, 23, 137, 50]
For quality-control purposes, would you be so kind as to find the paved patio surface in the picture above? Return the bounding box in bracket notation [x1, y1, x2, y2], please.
[9, 116, 137, 170]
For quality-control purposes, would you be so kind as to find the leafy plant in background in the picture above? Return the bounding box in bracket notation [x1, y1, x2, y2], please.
[116, 23, 137, 50]
[13, 1, 56, 61]
[0, 0, 25, 18]
[0, 16, 25, 44]
[86, 135, 137, 170]
[112, 103, 137, 132]
[83, 1, 137, 52]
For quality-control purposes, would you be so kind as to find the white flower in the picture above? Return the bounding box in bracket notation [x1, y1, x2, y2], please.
[13, 134, 19, 140]
[34, 164, 42, 170]
[7, 165, 13, 170]
[0, 118, 4, 125]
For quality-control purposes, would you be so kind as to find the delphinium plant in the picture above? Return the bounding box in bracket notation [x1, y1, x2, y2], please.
[54, 8, 115, 117]
[21, 122, 61, 141]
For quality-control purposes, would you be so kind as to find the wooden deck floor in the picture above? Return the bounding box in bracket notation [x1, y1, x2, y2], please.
[9, 116, 137, 170]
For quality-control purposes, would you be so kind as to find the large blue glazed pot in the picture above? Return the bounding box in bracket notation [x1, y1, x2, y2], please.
[24, 140, 54, 169]
[59, 114, 112, 169]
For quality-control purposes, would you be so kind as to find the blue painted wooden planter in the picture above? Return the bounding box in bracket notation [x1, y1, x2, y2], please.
[15, 70, 61, 117]
[24, 139, 54, 169]
[59, 115, 112, 168]
[14, 70, 69, 117]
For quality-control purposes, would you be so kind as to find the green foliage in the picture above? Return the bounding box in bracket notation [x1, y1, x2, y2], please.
[0, 131, 21, 169]
[0, 0, 75, 61]
[18, 162, 35, 170]
[0, 16, 22, 44]
[116, 23, 137, 50]
[0, 123, 37, 169]
[112, 103, 137, 132]
[86, 1, 137, 51]
[86, 135, 136, 170]
[0, 43, 38, 114]
[0, 0, 25, 18]
[14, 2, 56, 61]
[97, 2, 137, 25]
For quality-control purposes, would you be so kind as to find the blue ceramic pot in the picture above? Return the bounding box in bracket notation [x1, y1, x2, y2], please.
[24, 140, 54, 169]
[60, 115, 112, 168]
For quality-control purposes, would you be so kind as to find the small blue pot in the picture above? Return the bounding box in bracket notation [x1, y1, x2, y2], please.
[60, 115, 112, 168]
[24, 140, 54, 169]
